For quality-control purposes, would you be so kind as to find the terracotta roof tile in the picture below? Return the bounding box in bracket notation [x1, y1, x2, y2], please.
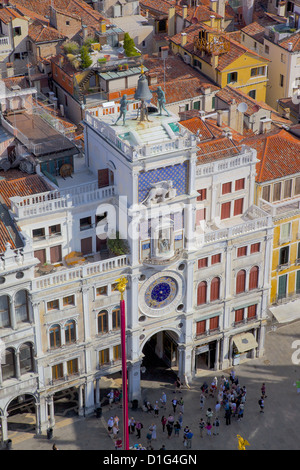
[242, 129, 300, 183]
[28, 20, 67, 42]
[0, 174, 52, 208]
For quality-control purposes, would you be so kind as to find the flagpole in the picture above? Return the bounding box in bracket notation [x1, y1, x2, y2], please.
[115, 277, 129, 450]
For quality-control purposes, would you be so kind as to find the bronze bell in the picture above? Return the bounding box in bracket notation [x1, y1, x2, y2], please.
[134, 73, 152, 102]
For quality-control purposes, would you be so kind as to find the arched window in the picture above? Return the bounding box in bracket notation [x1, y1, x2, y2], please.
[65, 320, 76, 344]
[249, 266, 259, 290]
[98, 310, 108, 334]
[19, 342, 34, 375]
[49, 324, 61, 349]
[236, 270, 246, 294]
[2, 348, 15, 380]
[15, 290, 29, 324]
[0, 295, 10, 328]
[197, 281, 207, 305]
[112, 307, 120, 330]
[210, 277, 220, 301]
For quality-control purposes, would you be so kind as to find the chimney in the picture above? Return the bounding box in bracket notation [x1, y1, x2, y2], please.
[182, 5, 188, 19]
[161, 45, 169, 60]
[210, 0, 218, 13]
[217, 110, 223, 126]
[181, 32, 187, 46]
[229, 98, 238, 131]
[99, 20, 106, 34]
[82, 24, 88, 42]
[148, 72, 157, 85]
[211, 53, 219, 68]
[288, 42, 293, 52]
[283, 107, 290, 119]
[210, 15, 215, 28]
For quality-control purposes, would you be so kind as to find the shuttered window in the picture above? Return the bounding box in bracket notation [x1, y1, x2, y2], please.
[198, 257, 208, 269]
[221, 202, 231, 220]
[50, 245, 62, 264]
[235, 308, 244, 323]
[237, 246, 247, 257]
[236, 270, 246, 294]
[249, 266, 259, 290]
[235, 178, 245, 191]
[210, 277, 220, 301]
[222, 182, 232, 194]
[247, 304, 257, 319]
[196, 320, 206, 335]
[211, 253, 221, 264]
[197, 281, 207, 305]
[209, 315, 219, 331]
[234, 198, 243, 216]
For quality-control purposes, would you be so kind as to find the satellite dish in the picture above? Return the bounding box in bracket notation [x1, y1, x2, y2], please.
[237, 102, 248, 113]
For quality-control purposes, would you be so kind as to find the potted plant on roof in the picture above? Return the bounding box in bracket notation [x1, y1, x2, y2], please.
[107, 231, 130, 257]
[123, 63, 129, 70]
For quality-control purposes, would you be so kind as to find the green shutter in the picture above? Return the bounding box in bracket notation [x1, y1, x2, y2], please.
[278, 274, 287, 299]
[296, 271, 300, 294]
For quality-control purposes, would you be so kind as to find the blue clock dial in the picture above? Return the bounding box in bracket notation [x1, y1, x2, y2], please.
[145, 276, 177, 309]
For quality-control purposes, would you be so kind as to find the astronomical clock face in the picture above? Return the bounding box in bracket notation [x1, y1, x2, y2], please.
[145, 276, 178, 309]
[139, 271, 183, 317]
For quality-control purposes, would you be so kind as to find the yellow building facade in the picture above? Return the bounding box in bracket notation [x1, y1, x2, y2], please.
[169, 25, 269, 103]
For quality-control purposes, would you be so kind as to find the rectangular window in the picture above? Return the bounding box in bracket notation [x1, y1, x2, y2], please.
[227, 72, 238, 84]
[284, 179, 292, 199]
[81, 237, 93, 255]
[49, 224, 61, 236]
[296, 270, 300, 294]
[197, 188, 207, 201]
[13, 27, 22, 36]
[209, 316, 219, 331]
[235, 178, 245, 191]
[96, 286, 108, 296]
[198, 257, 208, 269]
[211, 253, 221, 264]
[250, 243, 260, 254]
[265, 45, 269, 54]
[63, 295, 75, 307]
[295, 177, 300, 195]
[32, 228, 45, 239]
[281, 223, 291, 242]
[221, 202, 231, 220]
[280, 74, 284, 87]
[34, 249, 46, 265]
[247, 304, 257, 319]
[193, 101, 200, 110]
[99, 348, 110, 366]
[47, 299, 59, 311]
[278, 274, 287, 299]
[196, 320, 206, 335]
[235, 308, 244, 323]
[67, 358, 78, 376]
[80, 216, 92, 231]
[251, 66, 265, 77]
[50, 245, 62, 264]
[52, 363, 63, 381]
[113, 344, 121, 361]
[222, 182, 232, 195]
[237, 246, 247, 257]
[234, 198, 243, 216]
[279, 246, 289, 265]
[112, 308, 120, 330]
[273, 182, 281, 201]
[281, 53, 286, 63]
[262, 185, 270, 201]
[248, 90, 256, 99]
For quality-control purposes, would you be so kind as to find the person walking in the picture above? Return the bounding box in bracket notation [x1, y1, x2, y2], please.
[174, 376, 182, 393]
[154, 401, 159, 417]
[107, 416, 114, 434]
[213, 417, 220, 435]
[107, 390, 114, 409]
[178, 412, 183, 429]
[205, 422, 212, 436]
[225, 408, 231, 426]
[237, 402, 244, 421]
[160, 392, 167, 409]
[215, 401, 221, 416]
[129, 417, 136, 434]
[172, 397, 178, 413]
[199, 418, 205, 438]
[166, 421, 173, 439]
[259, 396, 265, 413]
[149, 423, 157, 441]
[174, 421, 181, 437]
[200, 394, 205, 411]
[146, 430, 153, 448]
[185, 430, 193, 449]
[161, 415, 167, 433]
[261, 383, 267, 398]
[206, 408, 213, 424]
[178, 397, 184, 414]
[136, 421, 143, 439]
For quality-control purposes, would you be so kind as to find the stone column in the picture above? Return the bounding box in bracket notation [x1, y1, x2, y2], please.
[78, 384, 84, 416]
[0, 413, 8, 442]
[15, 351, 21, 380]
[95, 379, 100, 406]
[31, 301, 42, 357]
[214, 338, 220, 370]
[81, 286, 91, 342]
[9, 297, 16, 330]
[257, 323, 266, 358]
[39, 395, 49, 434]
[85, 380, 95, 415]
[48, 395, 55, 428]
[35, 403, 41, 436]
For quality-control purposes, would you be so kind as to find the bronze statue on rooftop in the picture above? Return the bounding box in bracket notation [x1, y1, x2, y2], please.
[151, 86, 170, 117]
[114, 94, 130, 126]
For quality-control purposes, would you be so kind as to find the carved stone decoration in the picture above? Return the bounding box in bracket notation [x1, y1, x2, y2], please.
[142, 180, 177, 206]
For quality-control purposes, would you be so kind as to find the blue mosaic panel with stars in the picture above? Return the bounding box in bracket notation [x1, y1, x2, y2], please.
[138, 162, 188, 204]
[145, 276, 178, 309]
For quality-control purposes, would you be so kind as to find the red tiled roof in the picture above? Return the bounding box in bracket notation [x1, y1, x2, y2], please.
[197, 136, 240, 162]
[0, 219, 18, 253]
[242, 129, 300, 183]
[0, 174, 52, 208]
[28, 20, 67, 42]
[241, 21, 266, 43]
[0, 6, 24, 23]
[279, 32, 300, 52]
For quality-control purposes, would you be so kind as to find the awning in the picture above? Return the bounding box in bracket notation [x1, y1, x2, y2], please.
[269, 299, 300, 324]
[233, 332, 258, 353]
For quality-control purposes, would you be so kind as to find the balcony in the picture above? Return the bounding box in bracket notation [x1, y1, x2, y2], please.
[0, 35, 12, 53]
[9, 182, 116, 220]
